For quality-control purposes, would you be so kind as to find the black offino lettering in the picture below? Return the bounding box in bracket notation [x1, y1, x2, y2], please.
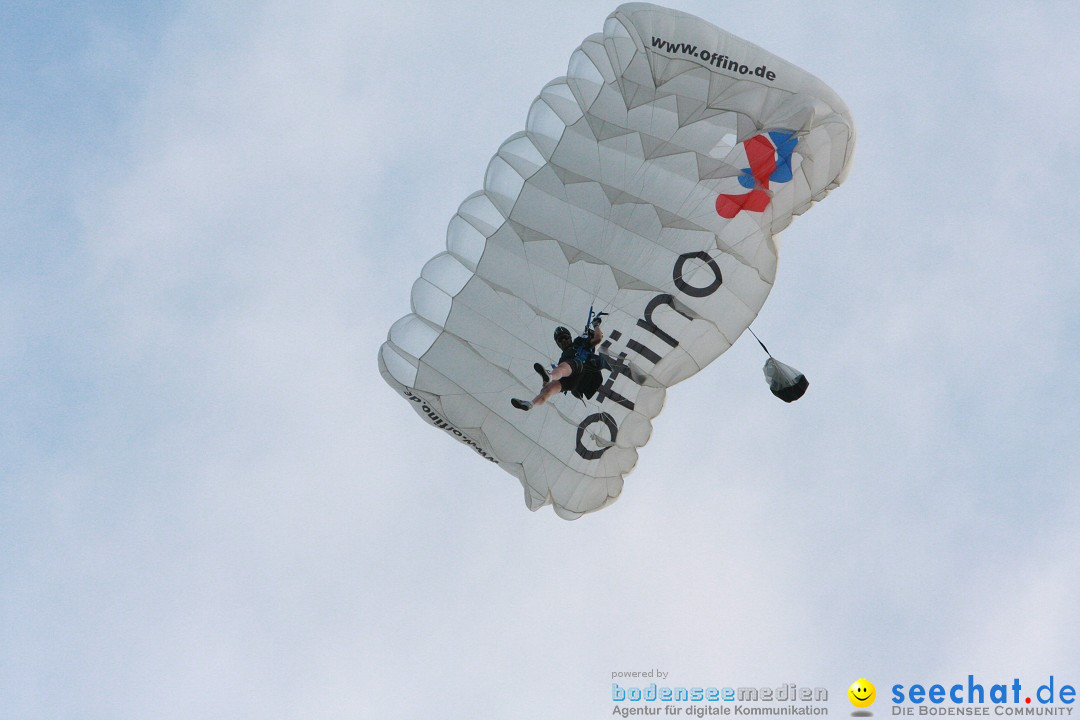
[625, 337, 661, 364]
[575, 412, 618, 460]
[404, 390, 497, 462]
[595, 351, 636, 411]
[636, 294, 692, 348]
[649, 36, 779, 82]
[673, 251, 723, 297]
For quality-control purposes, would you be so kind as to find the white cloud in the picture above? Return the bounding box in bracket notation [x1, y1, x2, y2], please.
[3, 2, 1079, 718]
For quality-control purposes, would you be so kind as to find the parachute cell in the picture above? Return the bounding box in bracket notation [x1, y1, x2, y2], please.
[378, 2, 856, 519]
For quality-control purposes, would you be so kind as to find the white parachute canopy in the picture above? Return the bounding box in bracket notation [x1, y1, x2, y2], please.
[379, 2, 856, 519]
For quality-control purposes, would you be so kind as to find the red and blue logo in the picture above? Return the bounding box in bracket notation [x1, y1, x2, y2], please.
[715, 130, 798, 219]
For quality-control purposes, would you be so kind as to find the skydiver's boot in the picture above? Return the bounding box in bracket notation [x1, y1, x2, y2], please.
[533, 363, 549, 384]
[511, 398, 533, 411]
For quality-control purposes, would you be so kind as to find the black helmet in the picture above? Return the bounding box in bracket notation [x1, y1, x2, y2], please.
[553, 326, 572, 344]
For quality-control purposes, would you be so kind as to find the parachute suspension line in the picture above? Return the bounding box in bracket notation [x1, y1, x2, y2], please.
[565, 181, 766, 331]
[451, 326, 557, 370]
[559, 118, 767, 353]
[746, 327, 772, 357]
[582, 111, 670, 331]
[564, 237, 744, 339]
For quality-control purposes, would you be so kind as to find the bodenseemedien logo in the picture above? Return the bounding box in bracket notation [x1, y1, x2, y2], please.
[849, 679, 877, 715]
[609, 675, 830, 717]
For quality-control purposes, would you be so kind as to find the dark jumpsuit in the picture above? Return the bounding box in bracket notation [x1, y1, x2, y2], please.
[557, 336, 605, 399]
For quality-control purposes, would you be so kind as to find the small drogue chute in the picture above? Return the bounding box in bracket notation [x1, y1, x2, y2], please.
[747, 328, 808, 403]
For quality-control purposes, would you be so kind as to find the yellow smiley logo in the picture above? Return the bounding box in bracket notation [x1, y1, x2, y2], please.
[848, 679, 876, 709]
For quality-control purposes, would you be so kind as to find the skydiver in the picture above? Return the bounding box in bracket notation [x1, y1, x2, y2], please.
[511, 318, 605, 411]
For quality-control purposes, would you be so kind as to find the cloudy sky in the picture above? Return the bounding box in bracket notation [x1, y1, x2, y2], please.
[3, 1, 1078, 718]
